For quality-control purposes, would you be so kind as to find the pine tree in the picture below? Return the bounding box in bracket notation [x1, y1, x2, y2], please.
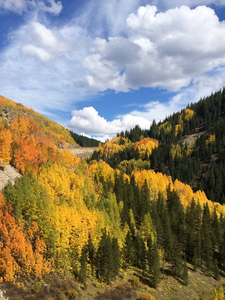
[87, 233, 95, 275]
[181, 258, 189, 286]
[96, 229, 113, 283]
[79, 245, 87, 287]
[169, 236, 183, 277]
[133, 233, 147, 272]
[185, 200, 197, 262]
[213, 258, 220, 281]
[123, 230, 134, 269]
[147, 236, 161, 288]
[201, 203, 213, 271]
[112, 237, 120, 279]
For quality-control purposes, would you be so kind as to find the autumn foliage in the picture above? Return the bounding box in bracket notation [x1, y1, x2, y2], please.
[1, 92, 225, 297]
[0, 192, 52, 282]
[133, 138, 159, 159]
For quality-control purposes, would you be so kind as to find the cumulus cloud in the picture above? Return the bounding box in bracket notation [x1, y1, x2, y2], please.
[21, 22, 69, 61]
[82, 5, 225, 93]
[67, 107, 150, 140]
[1, 0, 225, 138]
[156, 0, 225, 10]
[0, 0, 62, 15]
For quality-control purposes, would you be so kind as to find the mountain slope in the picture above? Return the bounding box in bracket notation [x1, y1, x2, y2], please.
[0, 93, 225, 300]
[0, 95, 76, 146]
[96, 88, 225, 205]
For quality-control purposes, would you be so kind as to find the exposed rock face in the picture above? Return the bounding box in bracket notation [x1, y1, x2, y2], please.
[0, 289, 8, 300]
[0, 164, 21, 191]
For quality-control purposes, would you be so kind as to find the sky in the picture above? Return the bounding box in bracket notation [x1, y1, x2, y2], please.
[0, 0, 225, 141]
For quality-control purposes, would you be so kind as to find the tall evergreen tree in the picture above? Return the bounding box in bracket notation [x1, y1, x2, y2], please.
[123, 230, 135, 269]
[181, 258, 189, 286]
[87, 233, 95, 275]
[96, 229, 113, 283]
[111, 237, 120, 279]
[147, 236, 161, 288]
[201, 203, 213, 271]
[79, 245, 87, 287]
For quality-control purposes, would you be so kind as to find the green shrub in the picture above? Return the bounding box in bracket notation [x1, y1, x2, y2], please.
[66, 288, 78, 299]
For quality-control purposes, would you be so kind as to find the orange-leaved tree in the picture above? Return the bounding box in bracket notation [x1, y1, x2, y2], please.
[0, 129, 12, 165]
[0, 192, 52, 282]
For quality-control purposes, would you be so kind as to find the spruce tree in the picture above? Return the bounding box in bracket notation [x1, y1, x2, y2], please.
[87, 233, 95, 275]
[79, 245, 87, 287]
[147, 236, 161, 288]
[96, 229, 113, 283]
[213, 258, 220, 281]
[181, 258, 189, 286]
[201, 203, 213, 271]
[112, 237, 120, 279]
[123, 230, 134, 269]
[133, 233, 147, 272]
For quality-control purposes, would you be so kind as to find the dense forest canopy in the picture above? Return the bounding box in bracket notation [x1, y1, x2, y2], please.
[0, 90, 225, 299]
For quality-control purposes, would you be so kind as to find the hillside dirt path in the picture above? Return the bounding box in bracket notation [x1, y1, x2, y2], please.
[66, 147, 98, 159]
[0, 147, 98, 191]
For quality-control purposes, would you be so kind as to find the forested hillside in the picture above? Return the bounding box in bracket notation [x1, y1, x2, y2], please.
[0, 92, 225, 300]
[93, 88, 225, 205]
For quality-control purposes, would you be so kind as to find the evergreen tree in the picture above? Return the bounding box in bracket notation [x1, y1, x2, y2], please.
[79, 245, 87, 287]
[201, 203, 213, 271]
[123, 230, 134, 269]
[147, 236, 161, 288]
[133, 233, 147, 272]
[213, 258, 220, 281]
[87, 233, 95, 275]
[181, 258, 189, 286]
[96, 229, 113, 283]
[169, 236, 183, 277]
[112, 237, 120, 279]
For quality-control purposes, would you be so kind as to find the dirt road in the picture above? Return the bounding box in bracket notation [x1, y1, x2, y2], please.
[67, 147, 98, 159]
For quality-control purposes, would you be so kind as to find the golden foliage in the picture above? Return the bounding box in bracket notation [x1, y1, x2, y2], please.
[210, 285, 224, 300]
[133, 169, 172, 201]
[133, 169, 225, 215]
[133, 138, 159, 159]
[206, 133, 216, 148]
[158, 122, 172, 134]
[137, 293, 156, 300]
[98, 136, 131, 160]
[175, 124, 182, 137]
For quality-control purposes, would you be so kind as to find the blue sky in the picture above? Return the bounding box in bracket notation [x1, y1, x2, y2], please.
[1, 0, 225, 141]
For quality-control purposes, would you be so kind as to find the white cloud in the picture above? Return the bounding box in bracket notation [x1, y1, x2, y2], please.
[1, 0, 225, 138]
[0, 0, 28, 14]
[0, 0, 62, 15]
[127, 67, 225, 126]
[156, 0, 225, 10]
[38, 0, 62, 15]
[67, 106, 150, 140]
[21, 22, 69, 62]
[80, 5, 225, 93]
[29, 22, 68, 52]
[22, 44, 53, 61]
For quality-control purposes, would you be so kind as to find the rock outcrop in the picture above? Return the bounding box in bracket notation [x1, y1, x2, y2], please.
[0, 164, 21, 191]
